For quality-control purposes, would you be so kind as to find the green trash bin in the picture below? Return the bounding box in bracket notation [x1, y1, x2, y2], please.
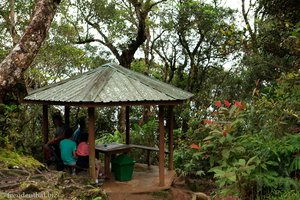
[111, 154, 135, 181]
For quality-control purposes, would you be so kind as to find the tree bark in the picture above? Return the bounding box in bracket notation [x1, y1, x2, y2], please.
[119, 106, 126, 133]
[241, 0, 258, 52]
[118, 0, 149, 69]
[0, 0, 61, 102]
[9, 0, 20, 46]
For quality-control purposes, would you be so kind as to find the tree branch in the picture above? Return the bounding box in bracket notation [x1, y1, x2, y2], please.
[84, 18, 121, 60]
[241, 0, 258, 51]
[9, 0, 20, 46]
[75, 38, 103, 45]
[148, 0, 167, 11]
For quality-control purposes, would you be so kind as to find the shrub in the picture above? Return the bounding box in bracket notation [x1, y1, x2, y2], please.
[176, 73, 300, 199]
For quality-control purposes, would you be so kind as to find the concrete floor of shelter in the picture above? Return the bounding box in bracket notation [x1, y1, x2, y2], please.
[103, 163, 176, 194]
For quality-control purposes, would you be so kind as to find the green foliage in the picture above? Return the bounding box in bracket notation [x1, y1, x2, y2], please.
[258, 0, 300, 24]
[241, 0, 300, 97]
[174, 148, 206, 177]
[95, 116, 159, 164]
[68, 0, 157, 63]
[264, 190, 300, 200]
[129, 118, 159, 163]
[0, 104, 30, 148]
[130, 118, 158, 146]
[27, 20, 101, 84]
[95, 130, 124, 145]
[0, 0, 34, 51]
[151, 190, 169, 198]
[0, 148, 44, 170]
[289, 155, 300, 173]
[175, 0, 242, 93]
[95, 107, 118, 136]
[131, 60, 147, 74]
[175, 73, 300, 199]
[0, 1, 299, 199]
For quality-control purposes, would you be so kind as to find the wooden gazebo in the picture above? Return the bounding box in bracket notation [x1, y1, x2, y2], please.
[23, 63, 193, 186]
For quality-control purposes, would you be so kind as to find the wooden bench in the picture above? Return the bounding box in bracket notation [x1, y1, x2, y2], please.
[129, 144, 169, 166]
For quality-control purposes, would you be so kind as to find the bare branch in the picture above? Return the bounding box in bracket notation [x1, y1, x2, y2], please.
[84, 18, 121, 60]
[9, 0, 20, 45]
[75, 38, 103, 44]
[241, 0, 258, 51]
[148, 0, 167, 11]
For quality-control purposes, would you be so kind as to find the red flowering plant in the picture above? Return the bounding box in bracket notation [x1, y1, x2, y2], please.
[190, 143, 201, 150]
[184, 74, 300, 197]
[204, 100, 245, 136]
[193, 100, 251, 196]
[199, 100, 247, 165]
[174, 100, 249, 182]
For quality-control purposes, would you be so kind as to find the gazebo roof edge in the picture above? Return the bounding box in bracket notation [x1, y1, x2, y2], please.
[22, 99, 187, 107]
[24, 63, 194, 104]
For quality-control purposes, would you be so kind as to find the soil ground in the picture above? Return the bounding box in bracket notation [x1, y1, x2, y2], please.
[0, 164, 195, 200]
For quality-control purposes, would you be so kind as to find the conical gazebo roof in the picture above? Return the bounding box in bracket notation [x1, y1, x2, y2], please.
[24, 63, 193, 106]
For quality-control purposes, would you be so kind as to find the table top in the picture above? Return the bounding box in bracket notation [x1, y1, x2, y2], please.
[95, 143, 131, 153]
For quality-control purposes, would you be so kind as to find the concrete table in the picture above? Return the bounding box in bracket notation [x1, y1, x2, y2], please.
[95, 143, 132, 178]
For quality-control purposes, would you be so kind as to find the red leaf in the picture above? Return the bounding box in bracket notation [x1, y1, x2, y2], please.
[235, 101, 242, 107]
[204, 119, 214, 124]
[223, 131, 228, 137]
[215, 101, 222, 107]
[190, 143, 200, 149]
[224, 100, 231, 107]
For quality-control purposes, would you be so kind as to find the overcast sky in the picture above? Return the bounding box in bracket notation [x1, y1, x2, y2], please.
[222, 0, 251, 27]
[223, 0, 243, 10]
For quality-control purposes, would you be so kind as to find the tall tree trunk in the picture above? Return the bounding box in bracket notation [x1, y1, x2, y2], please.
[118, 106, 126, 133]
[187, 60, 198, 92]
[139, 106, 151, 126]
[0, 0, 61, 102]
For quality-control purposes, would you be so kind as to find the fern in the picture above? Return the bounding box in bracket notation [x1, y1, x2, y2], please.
[289, 155, 300, 173]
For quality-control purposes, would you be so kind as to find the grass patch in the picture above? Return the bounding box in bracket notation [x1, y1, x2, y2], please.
[264, 190, 300, 200]
[0, 148, 44, 170]
[152, 190, 169, 198]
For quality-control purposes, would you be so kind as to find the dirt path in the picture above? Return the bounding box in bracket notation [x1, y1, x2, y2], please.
[0, 166, 197, 200]
[106, 175, 197, 200]
[107, 187, 193, 200]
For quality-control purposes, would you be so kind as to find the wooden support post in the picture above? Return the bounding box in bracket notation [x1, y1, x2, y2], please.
[158, 105, 165, 186]
[125, 106, 130, 145]
[168, 106, 174, 170]
[104, 153, 110, 177]
[88, 107, 96, 181]
[146, 150, 151, 166]
[42, 105, 49, 144]
[65, 106, 70, 128]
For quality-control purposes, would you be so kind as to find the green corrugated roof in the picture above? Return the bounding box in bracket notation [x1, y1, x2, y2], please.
[24, 63, 193, 106]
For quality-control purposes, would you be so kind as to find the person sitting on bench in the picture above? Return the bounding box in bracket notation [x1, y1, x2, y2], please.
[72, 117, 86, 145]
[76, 132, 102, 178]
[44, 113, 66, 165]
[60, 128, 77, 175]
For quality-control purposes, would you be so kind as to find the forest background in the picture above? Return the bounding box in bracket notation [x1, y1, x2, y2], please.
[0, 0, 299, 199]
